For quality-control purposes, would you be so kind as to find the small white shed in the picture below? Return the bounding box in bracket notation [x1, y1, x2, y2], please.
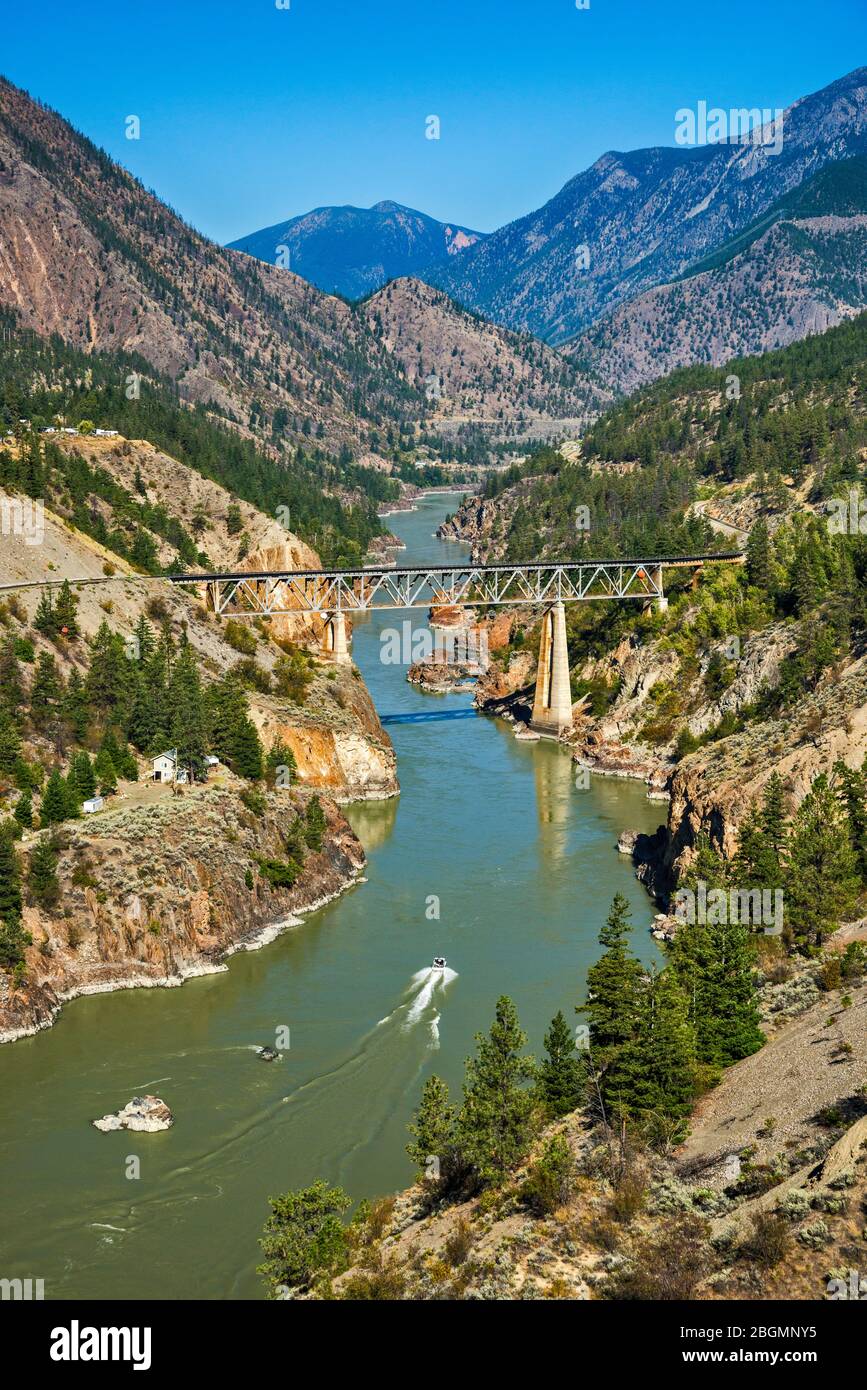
[82, 796, 104, 814]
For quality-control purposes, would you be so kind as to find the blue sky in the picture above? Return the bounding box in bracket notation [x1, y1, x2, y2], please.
[2, 0, 865, 245]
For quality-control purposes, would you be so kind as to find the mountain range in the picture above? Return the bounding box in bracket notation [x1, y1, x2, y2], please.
[567, 154, 867, 394]
[231, 66, 867, 396]
[228, 201, 486, 299]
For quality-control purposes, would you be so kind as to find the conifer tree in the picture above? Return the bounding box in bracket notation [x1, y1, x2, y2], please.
[33, 588, 56, 637]
[833, 759, 867, 881]
[28, 835, 60, 907]
[71, 751, 96, 801]
[457, 996, 536, 1188]
[93, 749, 118, 796]
[786, 774, 860, 949]
[682, 833, 729, 892]
[61, 668, 90, 743]
[304, 795, 326, 851]
[406, 1076, 458, 1184]
[580, 893, 643, 1058]
[13, 791, 32, 830]
[54, 580, 79, 637]
[608, 967, 697, 1132]
[671, 920, 764, 1068]
[745, 518, 772, 593]
[0, 828, 22, 928]
[29, 651, 63, 731]
[169, 640, 207, 780]
[538, 1010, 584, 1118]
[230, 716, 264, 781]
[0, 708, 21, 774]
[85, 621, 133, 718]
[734, 773, 788, 892]
[40, 769, 68, 827]
[0, 640, 24, 715]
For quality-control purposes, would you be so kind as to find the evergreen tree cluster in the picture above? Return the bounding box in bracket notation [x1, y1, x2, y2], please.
[693, 769, 864, 952]
[581, 893, 764, 1138]
[0, 608, 267, 834]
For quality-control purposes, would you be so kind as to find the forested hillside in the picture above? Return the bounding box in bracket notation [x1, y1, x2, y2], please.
[0, 309, 390, 565]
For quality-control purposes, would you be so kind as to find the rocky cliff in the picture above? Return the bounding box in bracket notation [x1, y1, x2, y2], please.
[0, 782, 364, 1042]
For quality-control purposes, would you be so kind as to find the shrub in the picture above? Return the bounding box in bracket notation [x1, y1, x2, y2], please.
[522, 1136, 576, 1216]
[609, 1213, 710, 1300]
[443, 1217, 474, 1267]
[740, 1210, 790, 1267]
[224, 620, 257, 656]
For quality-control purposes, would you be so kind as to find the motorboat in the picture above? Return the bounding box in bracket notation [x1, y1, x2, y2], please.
[431, 956, 447, 971]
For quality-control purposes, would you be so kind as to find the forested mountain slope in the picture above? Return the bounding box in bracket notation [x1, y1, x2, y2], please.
[0, 77, 426, 469]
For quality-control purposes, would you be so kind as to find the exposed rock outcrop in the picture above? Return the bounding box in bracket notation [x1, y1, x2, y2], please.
[0, 783, 365, 1043]
[93, 1095, 173, 1133]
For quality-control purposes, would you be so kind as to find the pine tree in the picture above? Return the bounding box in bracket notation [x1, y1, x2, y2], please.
[580, 893, 643, 1057]
[33, 588, 56, 637]
[64, 770, 82, 818]
[0, 708, 21, 773]
[745, 518, 772, 593]
[833, 759, 867, 881]
[133, 613, 156, 663]
[304, 795, 326, 851]
[0, 640, 24, 715]
[40, 769, 68, 827]
[61, 668, 90, 743]
[206, 674, 248, 760]
[169, 640, 207, 780]
[29, 651, 63, 731]
[682, 833, 729, 892]
[0, 829, 22, 926]
[28, 835, 60, 907]
[734, 773, 788, 892]
[671, 920, 765, 1068]
[85, 621, 133, 718]
[608, 967, 697, 1131]
[406, 1075, 458, 1183]
[786, 774, 860, 949]
[54, 580, 79, 637]
[457, 996, 536, 1187]
[538, 1010, 584, 1118]
[128, 646, 169, 753]
[93, 749, 118, 796]
[265, 738, 297, 789]
[230, 716, 263, 781]
[13, 791, 32, 830]
[71, 751, 96, 801]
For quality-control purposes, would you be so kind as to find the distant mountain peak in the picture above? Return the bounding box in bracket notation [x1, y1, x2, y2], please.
[229, 200, 486, 299]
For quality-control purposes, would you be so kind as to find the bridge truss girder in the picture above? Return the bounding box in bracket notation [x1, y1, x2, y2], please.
[194, 561, 667, 616]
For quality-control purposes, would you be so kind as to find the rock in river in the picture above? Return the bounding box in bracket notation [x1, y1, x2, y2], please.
[93, 1095, 174, 1133]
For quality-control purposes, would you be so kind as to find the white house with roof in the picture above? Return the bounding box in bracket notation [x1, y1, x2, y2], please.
[152, 750, 220, 783]
[152, 749, 188, 784]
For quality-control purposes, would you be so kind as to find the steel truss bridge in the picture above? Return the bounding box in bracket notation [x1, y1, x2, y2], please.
[168, 552, 744, 616]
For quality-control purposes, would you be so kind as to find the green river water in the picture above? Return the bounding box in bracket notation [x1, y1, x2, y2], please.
[0, 492, 663, 1300]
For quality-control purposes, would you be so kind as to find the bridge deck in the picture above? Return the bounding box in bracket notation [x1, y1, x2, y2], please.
[166, 552, 744, 615]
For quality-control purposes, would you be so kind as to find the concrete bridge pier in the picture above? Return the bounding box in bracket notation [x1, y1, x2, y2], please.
[324, 611, 350, 664]
[530, 601, 573, 737]
[648, 564, 668, 614]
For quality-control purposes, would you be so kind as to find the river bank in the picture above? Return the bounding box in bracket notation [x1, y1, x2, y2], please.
[0, 492, 662, 1300]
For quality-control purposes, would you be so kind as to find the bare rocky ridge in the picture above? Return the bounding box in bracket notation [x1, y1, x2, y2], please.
[427, 67, 867, 345]
[364, 278, 606, 430]
[570, 213, 867, 395]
